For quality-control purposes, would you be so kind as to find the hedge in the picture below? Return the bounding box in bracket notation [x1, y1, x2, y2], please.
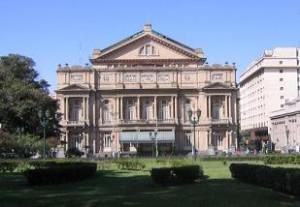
[264, 155, 300, 165]
[151, 165, 203, 185]
[229, 163, 300, 196]
[23, 162, 97, 185]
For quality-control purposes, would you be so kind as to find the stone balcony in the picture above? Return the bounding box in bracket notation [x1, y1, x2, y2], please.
[101, 119, 177, 126]
[210, 118, 233, 125]
[61, 120, 89, 127]
[181, 118, 233, 126]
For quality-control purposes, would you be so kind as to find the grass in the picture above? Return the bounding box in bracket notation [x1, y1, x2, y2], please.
[0, 159, 300, 207]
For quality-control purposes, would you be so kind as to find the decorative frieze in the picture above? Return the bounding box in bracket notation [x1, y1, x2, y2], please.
[157, 72, 170, 82]
[70, 73, 83, 83]
[141, 73, 155, 83]
[211, 73, 223, 81]
[182, 72, 196, 82]
[100, 72, 114, 83]
[124, 73, 138, 82]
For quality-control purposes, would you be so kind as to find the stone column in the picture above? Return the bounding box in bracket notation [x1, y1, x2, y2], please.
[175, 96, 178, 122]
[86, 131, 90, 148]
[93, 135, 96, 154]
[208, 96, 211, 118]
[207, 130, 211, 147]
[120, 97, 123, 120]
[171, 96, 174, 119]
[229, 95, 232, 119]
[66, 97, 69, 121]
[180, 96, 184, 123]
[86, 97, 90, 123]
[228, 132, 232, 148]
[63, 97, 66, 120]
[93, 96, 96, 126]
[137, 96, 140, 120]
[226, 130, 230, 149]
[224, 95, 228, 118]
[65, 130, 69, 151]
[83, 97, 86, 120]
[99, 99, 102, 124]
[154, 96, 157, 120]
[116, 97, 119, 122]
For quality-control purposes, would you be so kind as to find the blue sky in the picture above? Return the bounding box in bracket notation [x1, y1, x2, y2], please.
[1, 0, 300, 93]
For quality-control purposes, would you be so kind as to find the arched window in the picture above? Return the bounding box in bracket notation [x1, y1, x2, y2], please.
[138, 44, 158, 56]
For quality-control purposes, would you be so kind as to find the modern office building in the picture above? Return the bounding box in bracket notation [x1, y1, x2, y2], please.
[56, 24, 238, 156]
[240, 47, 300, 139]
[270, 97, 300, 152]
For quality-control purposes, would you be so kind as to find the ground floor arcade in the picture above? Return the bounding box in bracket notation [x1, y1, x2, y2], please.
[60, 125, 236, 156]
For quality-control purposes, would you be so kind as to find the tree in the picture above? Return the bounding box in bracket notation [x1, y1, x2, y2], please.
[0, 54, 60, 140]
[0, 129, 51, 158]
[0, 129, 17, 155]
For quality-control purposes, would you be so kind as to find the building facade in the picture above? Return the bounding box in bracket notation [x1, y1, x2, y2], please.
[270, 98, 300, 152]
[240, 48, 300, 139]
[56, 24, 238, 156]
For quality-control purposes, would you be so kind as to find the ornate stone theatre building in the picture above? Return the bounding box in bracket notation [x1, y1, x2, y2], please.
[56, 24, 238, 156]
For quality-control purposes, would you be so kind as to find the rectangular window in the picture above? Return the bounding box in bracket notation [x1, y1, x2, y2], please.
[103, 132, 111, 148]
[183, 131, 192, 147]
[280, 87, 284, 90]
[279, 78, 283, 81]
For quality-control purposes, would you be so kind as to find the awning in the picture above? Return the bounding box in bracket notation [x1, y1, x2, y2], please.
[120, 131, 175, 143]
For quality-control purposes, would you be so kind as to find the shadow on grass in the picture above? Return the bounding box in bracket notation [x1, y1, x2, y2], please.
[1, 171, 300, 207]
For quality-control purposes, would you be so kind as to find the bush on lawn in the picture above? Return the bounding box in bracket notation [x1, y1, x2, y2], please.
[114, 159, 146, 170]
[264, 155, 300, 165]
[151, 165, 203, 185]
[23, 162, 97, 185]
[0, 161, 19, 173]
[65, 147, 84, 158]
[229, 163, 300, 196]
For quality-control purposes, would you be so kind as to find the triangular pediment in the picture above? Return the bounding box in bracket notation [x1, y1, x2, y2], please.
[203, 82, 232, 90]
[57, 84, 90, 91]
[91, 27, 205, 63]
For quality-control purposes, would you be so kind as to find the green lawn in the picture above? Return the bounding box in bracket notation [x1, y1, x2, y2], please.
[0, 159, 300, 207]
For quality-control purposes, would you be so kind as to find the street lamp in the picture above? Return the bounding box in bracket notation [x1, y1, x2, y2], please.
[188, 109, 201, 160]
[38, 110, 51, 159]
[149, 130, 158, 157]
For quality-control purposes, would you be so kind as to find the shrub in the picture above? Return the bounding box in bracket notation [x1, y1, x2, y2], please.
[151, 165, 203, 185]
[65, 148, 84, 158]
[263, 155, 300, 165]
[229, 163, 300, 196]
[0, 161, 19, 173]
[97, 160, 113, 170]
[23, 162, 97, 185]
[114, 159, 146, 170]
[201, 155, 264, 162]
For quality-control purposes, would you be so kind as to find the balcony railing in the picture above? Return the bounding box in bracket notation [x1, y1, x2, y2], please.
[182, 118, 232, 125]
[119, 119, 176, 125]
[62, 120, 87, 126]
[210, 118, 232, 125]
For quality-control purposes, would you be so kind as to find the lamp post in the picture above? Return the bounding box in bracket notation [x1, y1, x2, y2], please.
[38, 110, 50, 159]
[188, 109, 201, 160]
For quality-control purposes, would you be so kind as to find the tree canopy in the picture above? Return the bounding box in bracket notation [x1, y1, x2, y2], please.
[0, 54, 60, 137]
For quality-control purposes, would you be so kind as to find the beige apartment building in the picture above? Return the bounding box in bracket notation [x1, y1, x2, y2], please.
[56, 24, 238, 156]
[240, 48, 300, 140]
[270, 97, 300, 152]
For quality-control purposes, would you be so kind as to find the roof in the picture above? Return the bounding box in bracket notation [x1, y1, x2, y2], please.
[91, 24, 205, 60]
